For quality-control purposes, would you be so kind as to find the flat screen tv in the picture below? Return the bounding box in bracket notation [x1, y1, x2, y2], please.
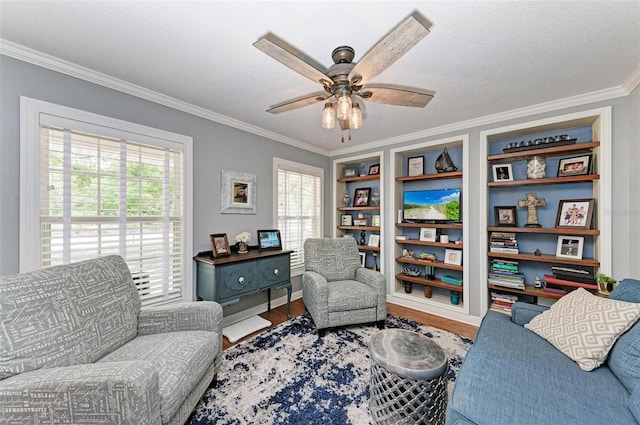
[403, 188, 461, 222]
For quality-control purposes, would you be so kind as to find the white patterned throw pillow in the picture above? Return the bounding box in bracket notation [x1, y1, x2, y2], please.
[525, 288, 640, 371]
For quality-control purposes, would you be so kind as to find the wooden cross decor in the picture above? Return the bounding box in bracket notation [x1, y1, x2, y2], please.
[518, 193, 546, 227]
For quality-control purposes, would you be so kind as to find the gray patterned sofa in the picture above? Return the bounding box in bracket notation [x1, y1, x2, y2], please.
[0, 255, 223, 425]
[303, 238, 386, 336]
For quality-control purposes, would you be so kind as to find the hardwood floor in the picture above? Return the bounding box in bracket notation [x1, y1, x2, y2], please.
[223, 298, 478, 350]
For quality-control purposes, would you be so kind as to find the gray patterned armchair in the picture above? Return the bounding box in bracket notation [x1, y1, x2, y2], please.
[303, 238, 386, 336]
[0, 255, 223, 425]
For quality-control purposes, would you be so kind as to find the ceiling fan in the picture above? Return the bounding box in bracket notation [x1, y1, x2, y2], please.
[253, 10, 435, 142]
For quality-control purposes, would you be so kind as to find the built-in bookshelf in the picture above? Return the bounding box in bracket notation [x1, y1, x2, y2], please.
[480, 107, 612, 314]
[388, 136, 470, 322]
[333, 152, 383, 271]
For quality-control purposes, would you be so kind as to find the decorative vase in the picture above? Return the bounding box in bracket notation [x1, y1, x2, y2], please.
[238, 241, 248, 254]
[342, 192, 351, 207]
[527, 156, 546, 179]
[450, 291, 460, 305]
[424, 286, 432, 298]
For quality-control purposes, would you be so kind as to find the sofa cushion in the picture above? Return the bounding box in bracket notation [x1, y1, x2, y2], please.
[610, 278, 640, 303]
[525, 288, 640, 371]
[607, 318, 640, 392]
[0, 256, 140, 379]
[327, 280, 378, 312]
[448, 311, 636, 425]
[98, 330, 218, 423]
[304, 238, 360, 281]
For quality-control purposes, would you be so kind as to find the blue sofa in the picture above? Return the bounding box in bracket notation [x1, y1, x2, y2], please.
[447, 278, 640, 425]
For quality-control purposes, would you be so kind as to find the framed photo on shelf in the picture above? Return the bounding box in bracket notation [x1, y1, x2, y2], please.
[555, 199, 595, 229]
[557, 154, 592, 177]
[368, 234, 380, 247]
[555, 235, 584, 259]
[368, 164, 380, 175]
[492, 164, 513, 182]
[371, 215, 381, 227]
[257, 229, 282, 251]
[341, 214, 353, 226]
[494, 206, 518, 227]
[444, 249, 462, 266]
[408, 156, 424, 177]
[343, 167, 358, 178]
[353, 188, 371, 207]
[419, 227, 437, 242]
[353, 218, 368, 226]
[359, 252, 366, 267]
[209, 233, 231, 258]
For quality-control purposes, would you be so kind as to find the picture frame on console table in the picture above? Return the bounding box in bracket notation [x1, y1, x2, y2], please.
[257, 229, 282, 251]
[555, 236, 584, 259]
[210, 233, 231, 258]
[555, 199, 594, 230]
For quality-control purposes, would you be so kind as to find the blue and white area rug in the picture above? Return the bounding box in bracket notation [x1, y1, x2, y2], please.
[188, 313, 473, 425]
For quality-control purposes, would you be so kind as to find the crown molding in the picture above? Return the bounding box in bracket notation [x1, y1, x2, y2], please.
[0, 39, 330, 157]
[623, 63, 640, 94]
[328, 85, 629, 157]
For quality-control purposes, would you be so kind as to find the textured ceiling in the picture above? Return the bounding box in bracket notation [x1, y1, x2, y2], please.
[1, 1, 639, 154]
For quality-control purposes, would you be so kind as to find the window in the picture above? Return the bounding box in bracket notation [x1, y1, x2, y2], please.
[274, 158, 324, 275]
[20, 97, 193, 305]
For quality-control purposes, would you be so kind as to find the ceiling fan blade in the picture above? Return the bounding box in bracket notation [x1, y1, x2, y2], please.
[266, 91, 330, 114]
[254, 33, 332, 86]
[360, 84, 434, 108]
[349, 11, 432, 85]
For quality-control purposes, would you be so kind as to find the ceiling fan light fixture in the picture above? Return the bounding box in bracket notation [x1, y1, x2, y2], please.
[349, 103, 362, 130]
[336, 93, 352, 120]
[321, 103, 335, 129]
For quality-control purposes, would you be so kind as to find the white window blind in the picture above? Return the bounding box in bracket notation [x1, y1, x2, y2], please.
[39, 125, 184, 306]
[275, 159, 323, 274]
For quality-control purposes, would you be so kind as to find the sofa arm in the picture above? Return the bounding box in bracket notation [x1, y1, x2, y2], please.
[302, 271, 330, 328]
[511, 302, 549, 326]
[0, 362, 161, 425]
[138, 301, 223, 336]
[355, 268, 387, 321]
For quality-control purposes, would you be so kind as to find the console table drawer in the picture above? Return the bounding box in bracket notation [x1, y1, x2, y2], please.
[259, 256, 290, 287]
[219, 263, 259, 299]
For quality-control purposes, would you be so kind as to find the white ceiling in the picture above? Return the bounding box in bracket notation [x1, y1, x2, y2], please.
[1, 1, 639, 155]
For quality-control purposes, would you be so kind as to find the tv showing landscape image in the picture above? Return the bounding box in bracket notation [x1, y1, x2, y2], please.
[403, 188, 461, 221]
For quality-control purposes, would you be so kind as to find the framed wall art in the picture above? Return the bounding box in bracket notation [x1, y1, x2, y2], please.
[210, 233, 231, 258]
[221, 169, 257, 214]
[555, 199, 595, 229]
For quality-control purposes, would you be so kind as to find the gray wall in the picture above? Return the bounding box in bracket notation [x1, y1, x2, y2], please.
[628, 83, 640, 277]
[0, 55, 331, 316]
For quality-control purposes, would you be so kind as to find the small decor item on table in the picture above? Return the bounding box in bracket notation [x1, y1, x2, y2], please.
[235, 231, 252, 254]
[210, 233, 231, 258]
[526, 156, 546, 179]
[435, 148, 458, 173]
[359, 162, 368, 176]
[257, 229, 282, 251]
[534, 275, 542, 288]
[359, 230, 366, 245]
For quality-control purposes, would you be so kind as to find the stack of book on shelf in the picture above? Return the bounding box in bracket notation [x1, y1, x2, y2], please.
[441, 275, 462, 286]
[490, 292, 519, 316]
[543, 267, 598, 295]
[489, 232, 519, 254]
[488, 259, 525, 290]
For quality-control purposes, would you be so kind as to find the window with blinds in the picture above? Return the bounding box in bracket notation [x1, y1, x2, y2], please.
[275, 159, 324, 274]
[38, 125, 184, 306]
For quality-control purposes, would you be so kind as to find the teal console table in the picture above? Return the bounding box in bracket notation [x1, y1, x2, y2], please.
[194, 249, 292, 318]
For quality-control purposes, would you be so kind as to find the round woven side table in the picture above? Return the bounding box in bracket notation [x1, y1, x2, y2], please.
[368, 329, 449, 425]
